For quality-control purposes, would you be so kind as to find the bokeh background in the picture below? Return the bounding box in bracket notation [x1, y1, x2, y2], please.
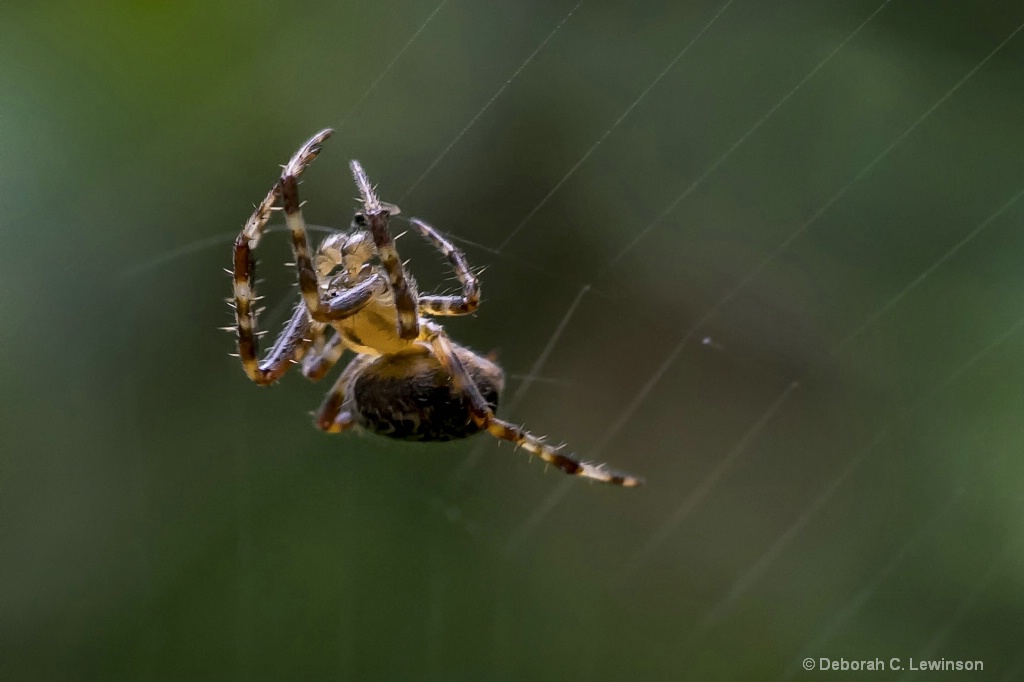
[3, 1, 1024, 679]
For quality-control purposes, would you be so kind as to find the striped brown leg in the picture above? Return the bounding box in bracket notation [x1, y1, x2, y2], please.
[301, 330, 346, 382]
[278, 137, 383, 323]
[313, 354, 375, 433]
[232, 129, 380, 383]
[421, 323, 642, 487]
[231, 170, 285, 383]
[408, 218, 480, 316]
[231, 129, 337, 383]
[232, 299, 315, 385]
[350, 160, 420, 339]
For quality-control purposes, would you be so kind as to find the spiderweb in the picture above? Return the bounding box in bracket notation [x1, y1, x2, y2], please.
[123, 1, 1024, 678]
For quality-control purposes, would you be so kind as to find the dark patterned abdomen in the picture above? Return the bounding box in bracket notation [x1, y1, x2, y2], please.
[350, 349, 503, 442]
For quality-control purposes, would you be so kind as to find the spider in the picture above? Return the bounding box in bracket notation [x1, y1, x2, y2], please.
[228, 129, 642, 487]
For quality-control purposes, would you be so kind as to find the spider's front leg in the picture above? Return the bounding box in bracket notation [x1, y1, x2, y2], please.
[231, 130, 374, 384]
[409, 218, 480, 317]
[278, 136, 383, 324]
[230, 144, 322, 385]
[421, 323, 643, 487]
[231, 150, 293, 383]
[231, 296, 316, 385]
[350, 160, 420, 339]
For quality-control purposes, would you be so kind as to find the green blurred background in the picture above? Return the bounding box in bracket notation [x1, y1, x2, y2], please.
[3, 1, 1024, 679]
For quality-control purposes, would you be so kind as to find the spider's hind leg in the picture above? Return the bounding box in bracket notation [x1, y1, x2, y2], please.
[420, 323, 643, 487]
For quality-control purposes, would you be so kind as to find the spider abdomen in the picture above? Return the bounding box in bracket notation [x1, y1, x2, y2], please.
[349, 347, 504, 442]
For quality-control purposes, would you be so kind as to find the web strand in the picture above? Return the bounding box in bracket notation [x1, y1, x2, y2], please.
[692, 312, 1024, 636]
[894, 541, 1016, 682]
[599, 0, 894, 274]
[504, 328, 696, 552]
[606, 13, 1024, 310]
[780, 490, 964, 680]
[335, 0, 450, 130]
[830, 181, 1024, 355]
[497, 0, 738, 252]
[399, 0, 587, 204]
[390, 216, 612, 299]
[622, 380, 800, 576]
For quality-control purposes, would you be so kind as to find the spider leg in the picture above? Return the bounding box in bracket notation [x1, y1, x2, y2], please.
[231, 168, 291, 383]
[421, 322, 642, 487]
[408, 218, 480, 317]
[278, 135, 384, 323]
[301, 329, 346, 382]
[350, 160, 420, 339]
[232, 299, 315, 385]
[231, 130, 376, 381]
[313, 354, 375, 433]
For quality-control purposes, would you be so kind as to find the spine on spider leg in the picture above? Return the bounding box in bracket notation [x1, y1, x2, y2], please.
[231, 234, 311, 385]
[349, 159, 381, 212]
[240, 185, 280, 246]
[410, 218, 480, 315]
[429, 325, 642, 488]
[487, 418, 644, 488]
[231, 232, 263, 381]
[279, 175, 322, 316]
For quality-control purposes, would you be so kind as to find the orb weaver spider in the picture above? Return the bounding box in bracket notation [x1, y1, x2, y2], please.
[228, 129, 642, 487]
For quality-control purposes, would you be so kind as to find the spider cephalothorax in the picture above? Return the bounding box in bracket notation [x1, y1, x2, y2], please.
[229, 129, 642, 486]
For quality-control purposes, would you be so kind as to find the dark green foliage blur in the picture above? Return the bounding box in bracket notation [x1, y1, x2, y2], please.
[3, 1, 1024, 679]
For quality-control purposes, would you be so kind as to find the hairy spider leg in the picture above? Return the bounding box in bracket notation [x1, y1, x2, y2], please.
[231, 138, 321, 385]
[408, 218, 481, 317]
[278, 134, 383, 323]
[313, 354, 376, 433]
[350, 160, 420, 339]
[233, 129, 376, 384]
[301, 330, 347, 381]
[421, 322, 643, 487]
[231, 298, 315, 385]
